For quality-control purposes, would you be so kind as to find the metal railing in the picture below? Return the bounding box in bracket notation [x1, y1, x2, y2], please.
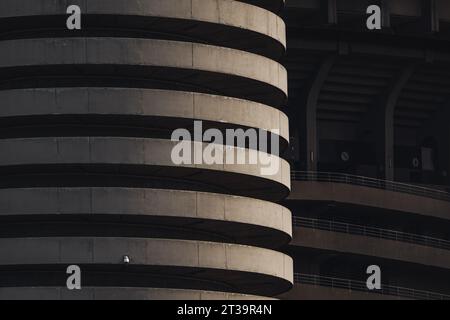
[293, 216, 450, 251]
[291, 171, 450, 202]
[294, 273, 450, 300]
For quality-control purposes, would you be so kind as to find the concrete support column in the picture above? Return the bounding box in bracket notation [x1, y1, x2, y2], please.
[422, 0, 439, 33]
[303, 56, 335, 172]
[321, 0, 337, 25]
[379, 64, 415, 181]
[448, 117, 450, 186]
[379, 0, 391, 28]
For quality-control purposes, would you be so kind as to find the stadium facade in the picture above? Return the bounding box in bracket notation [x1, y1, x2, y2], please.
[0, 0, 449, 300]
[282, 0, 450, 300]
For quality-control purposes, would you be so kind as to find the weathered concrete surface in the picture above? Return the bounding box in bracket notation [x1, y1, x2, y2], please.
[0, 0, 290, 299]
[0, 0, 286, 50]
[0, 38, 288, 107]
[0, 137, 291, 199]
[0, 237, 291, 274]
[292, 227, 450, 270]
[278, 283, 406, 300]
[290, 181, 450, 220]
[0, 88, 289, 142]
[0, 237, 293, 295]
[0, 287, 274, 300]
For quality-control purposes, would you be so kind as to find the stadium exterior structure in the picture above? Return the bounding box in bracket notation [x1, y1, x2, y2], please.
[0, 0, 292, 299]
[282, 0, 450, 300]
[0, 0, 450, 300]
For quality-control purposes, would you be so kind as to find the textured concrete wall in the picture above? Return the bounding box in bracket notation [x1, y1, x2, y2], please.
[292, 227, 450, 270]
[0, 0, 291, 299]
[279, 284, 405, 300]
[290, 181, 450, 220]
[0, 287, 274, 301]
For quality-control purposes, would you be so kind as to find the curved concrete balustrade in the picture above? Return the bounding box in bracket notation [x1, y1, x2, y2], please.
[0, 287, 273, 300]
[0, 88, 289, 143]
[0, 0, 286, 59]
[289, 181, 450, 221]
[291, 226, 450, 271]
[0, 38, 288, 107]
[0, 137, 290, 200]
[0, 237, 293, 296]
[0, 188, 292, 248]
[0, 0, 290, 299]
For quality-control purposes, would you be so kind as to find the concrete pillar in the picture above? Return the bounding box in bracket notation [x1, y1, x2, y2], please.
[422, 0, 439, 33]
[379, 0, 391, 28]
[321, 0, 337, 24]
[303, 55, 336, 172]
[379, 64, 415, 181]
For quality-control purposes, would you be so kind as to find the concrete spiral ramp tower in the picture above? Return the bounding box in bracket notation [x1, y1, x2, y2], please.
[0, 0, 292, 299]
